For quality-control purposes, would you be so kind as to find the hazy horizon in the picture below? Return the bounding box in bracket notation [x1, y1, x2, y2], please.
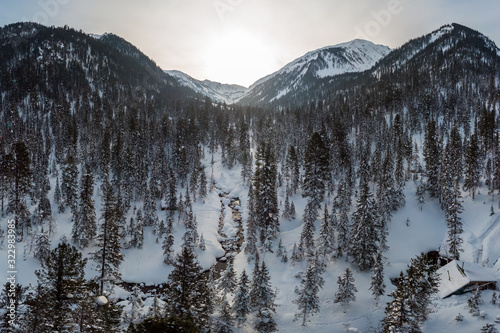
[1, 0, 499, 87]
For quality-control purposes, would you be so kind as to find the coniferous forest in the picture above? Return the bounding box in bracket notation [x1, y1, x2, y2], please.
[1, 22, 500, 332]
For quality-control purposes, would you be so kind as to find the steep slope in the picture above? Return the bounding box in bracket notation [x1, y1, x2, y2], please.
[165, 70, 248, 104]
[238, 39, 391, 105]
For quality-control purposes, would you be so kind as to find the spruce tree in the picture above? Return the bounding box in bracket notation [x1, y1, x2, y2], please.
[214, 294, 234, 333]
[232, 269, 251, 328]
[334, 267, 357, 310]
[423, 120, 441, 198]
[303, 132, 329, 209]
[252, 261, 277, 333]
[370, 251, 386, 305]
[253, 142, 279, 251]
[218, 257, 237, 296]
[165, 246, 213, 329]
[298, 199, 317, 259]
[349, 181, 380, 271]
[34, 242, 88, 332]
[294, 258, 323, 326]
[464, 133, 481, 200]
[93, 180, 124, 294]
[382, 272, 420, 333]
[72, 164, 97, 248]
[61, 153, 79, 214]
[6, 141, 32, 241]
[317, 204, 335, 258]
[446, 183, 464, 260]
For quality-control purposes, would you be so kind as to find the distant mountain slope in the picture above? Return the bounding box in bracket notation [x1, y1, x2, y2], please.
[238, 39, 392, 105]
[165, 70, 248, 104]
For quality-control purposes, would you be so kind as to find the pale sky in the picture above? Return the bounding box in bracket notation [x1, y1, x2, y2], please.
[1, 0, 499, 87]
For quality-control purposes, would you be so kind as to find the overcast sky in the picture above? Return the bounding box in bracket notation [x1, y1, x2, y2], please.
[1, 0, 500, 87]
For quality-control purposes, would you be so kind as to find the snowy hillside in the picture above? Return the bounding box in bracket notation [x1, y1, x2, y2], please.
[239, 39, 391, 104]
[165, 70, 248, 104]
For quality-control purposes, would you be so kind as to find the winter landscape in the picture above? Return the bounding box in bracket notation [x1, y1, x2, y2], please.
[1, 2, 500, 333]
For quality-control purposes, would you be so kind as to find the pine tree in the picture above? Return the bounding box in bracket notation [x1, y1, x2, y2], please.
[382, 271, 421, 333]
[61, 153, 79, 214]
[163, 216, 175, 264]
[294, 258, 323, 326]
[416, 180, 426, 211]
[34, 242, 88, 332]
[33, 231, 51, 263]
[349, 181, 380, 271]
[286, 145, 301, 195]
[214, 294, 234, 333]
[219, 257, 237, 296]
[252, 261, 277, 333]
[464, 133, 481, 200]
[127, 284, 144, 324]
[334, 267, 357, 310]
[446, 183, 464, 260]
[303, 132, 329, 209]
[253, 142, 279, 251]
[370, 251, 386, 305]
[93, 180, 124, 294]
[317, 204, 335, 258]
[335, 178, 351, 258]
[232, 269, 251, 328]
[6, 141, 32, 241]
[298, 199, 317, 259]
[423, 120, 441, 198]
[148, 291, 162, 319]
[72, 164, 97, 248]
[165, 246, 213, 329]
[468, 284, 482, 316]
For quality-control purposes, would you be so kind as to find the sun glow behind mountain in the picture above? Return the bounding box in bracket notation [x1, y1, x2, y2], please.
[201, 28, 280, 87]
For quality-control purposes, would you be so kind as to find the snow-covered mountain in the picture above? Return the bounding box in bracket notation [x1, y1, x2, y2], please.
[238, 39, 392, 105]
[165, 70, 248, 104]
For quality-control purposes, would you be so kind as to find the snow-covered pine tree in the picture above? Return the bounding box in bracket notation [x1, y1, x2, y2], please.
[334, 267, 357, 310]
[335, 178, 351, 258]
[232, 269, 251, 328]
[286, 145, 300, 195]
[61, 153, 78, 214]
[148, 291, 162, 319]
[72, 164, 97, 248]
[253, 142, 279, 252]
[252, 261, 278, 333]
[92, 180, 124, 294]
[214, 293, 234, 333]
[464, 132, 481, 200]
[126, 284, 144, 324]
[382, 271, 420, 333]
[219, 256, 237, 296]
[468, 284, 482, 316]
[303, 132, 329, 209]
[423, 120, 441, 199]
[294, 257, 323, 326]
[298, 199, 317, 259]
[143, 182, 158, 227]
[416, 180, 426, 211]
[165, 246, 213, 329]
[370, 251, 386, 305]
[244, 184, 258, 261]
[446, 182, 464, 260]
[34, 242, 88, 332]
[317, 204, 335, 259]
[349, 180, 380, 271]
[33, 231, 51, 263]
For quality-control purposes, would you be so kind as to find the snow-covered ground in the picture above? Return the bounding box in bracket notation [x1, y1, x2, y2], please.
[1, 147, 500, 332]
